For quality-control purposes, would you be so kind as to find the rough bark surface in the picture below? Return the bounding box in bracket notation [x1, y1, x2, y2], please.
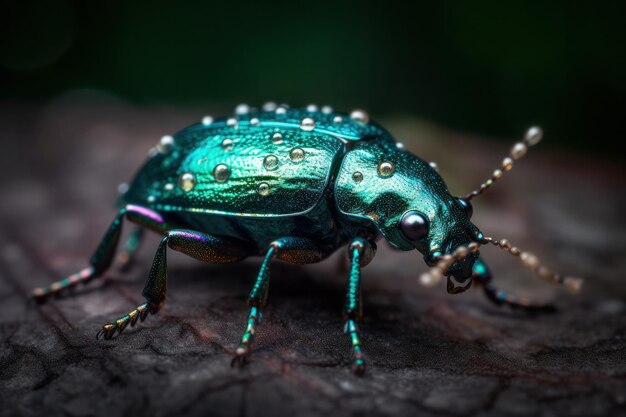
[1, 102, 625, 417]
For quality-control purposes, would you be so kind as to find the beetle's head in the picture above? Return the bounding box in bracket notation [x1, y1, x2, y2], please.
[395, 192, 481, 294]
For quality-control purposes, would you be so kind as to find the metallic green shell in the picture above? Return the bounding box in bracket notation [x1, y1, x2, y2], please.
[121, 105, 477, 258]
[122, 107, 388, 218]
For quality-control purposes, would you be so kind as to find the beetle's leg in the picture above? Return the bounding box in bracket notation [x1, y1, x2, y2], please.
[342, 238, 376, 376]
[32, 205, 166, 302]
[116, 226, 145, 270]
[232, 237, 324, 367]
[474, 257, 556, 313]
[98, 229, 254, 339]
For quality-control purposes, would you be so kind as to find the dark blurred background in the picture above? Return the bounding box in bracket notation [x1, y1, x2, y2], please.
[1, 0, 625, 155]
[2, 3, 626, 415]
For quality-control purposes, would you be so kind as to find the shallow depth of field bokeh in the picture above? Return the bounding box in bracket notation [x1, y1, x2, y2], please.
[1, 0, 625, 155]
[2, 3, 626, 417]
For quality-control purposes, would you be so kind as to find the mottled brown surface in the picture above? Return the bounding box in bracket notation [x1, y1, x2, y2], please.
[1, 100, 625, 417]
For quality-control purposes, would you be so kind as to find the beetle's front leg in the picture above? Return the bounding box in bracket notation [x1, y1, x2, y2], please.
[232, 237, 324, 367]
[98, 230, 254, 339]
[473, 257, 556, 313]
[342, 237, 376, 375]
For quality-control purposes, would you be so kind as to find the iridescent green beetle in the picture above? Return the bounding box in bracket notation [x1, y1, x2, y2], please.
[33, 103, 582, 375]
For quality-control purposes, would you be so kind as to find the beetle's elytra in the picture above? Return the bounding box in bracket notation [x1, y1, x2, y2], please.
[33, 103, 582, 375]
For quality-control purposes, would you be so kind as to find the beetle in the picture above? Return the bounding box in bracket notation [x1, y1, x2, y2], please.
[32, 103, 582, 375]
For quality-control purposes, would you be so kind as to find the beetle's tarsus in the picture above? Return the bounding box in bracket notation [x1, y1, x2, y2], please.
[31, 266, 97, 303]
[473, 257, 557, 314]
[96, 302, 157, 340]
[483, 284, 557, 313]
[344, 319, 367, 376]
[233, 306, 261, 364]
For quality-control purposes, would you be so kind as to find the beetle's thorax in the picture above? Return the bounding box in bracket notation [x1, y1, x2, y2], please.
[334, 139, 476, 254]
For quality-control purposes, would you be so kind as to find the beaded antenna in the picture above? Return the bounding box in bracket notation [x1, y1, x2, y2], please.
[420, 127, 584, 293]
[464, 126, 543, 201]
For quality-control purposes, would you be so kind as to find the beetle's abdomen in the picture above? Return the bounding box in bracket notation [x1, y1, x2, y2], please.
[123, 121, 345, 217]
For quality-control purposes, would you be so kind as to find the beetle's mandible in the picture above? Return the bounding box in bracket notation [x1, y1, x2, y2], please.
[32, 103, 583, 375]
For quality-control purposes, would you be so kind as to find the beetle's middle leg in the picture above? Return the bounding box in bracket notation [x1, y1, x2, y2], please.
[116, 226, 145, 271]
[231, 237, 324, 367]
[98, 229, 255, 339]
[473, 257, 556, 313]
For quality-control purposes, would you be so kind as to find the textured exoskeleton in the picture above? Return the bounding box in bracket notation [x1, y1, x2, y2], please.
[33, 104, 581, 375]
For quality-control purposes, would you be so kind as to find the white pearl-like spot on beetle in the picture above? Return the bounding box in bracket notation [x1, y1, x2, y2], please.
[377, 161, 395, 177]
[271, 132, 283, 144]
[275, 106, 287, 115]
[235, 104, 250, 115]
[290, 148, 305, 162]
[306, 104, 318, 112]
[263, 155, 279, 171]
[300, 117, 316, 131]
[258, 182, 270, 196]
[322, 105, 333, 114]
[213, 164, 231, 183]
[164, 183, 174, 191]
[178, 172, 197, 192]
[263, 102, 277, 112]
[157, 135, 175, 153]
[147, 195, 156, 203]
[202, 116, 214, 126]
[250, 117, 260, 126]
[396, 142, 405, 150]
[350, 109, 370, 124]
[429, 161, 439, 172]
[221, 138, 234, 151]
[333, 116, 343, 123]
[226, 118, 238, 129]
[117, 182, 129, 195]
[352, 171, 364, 183]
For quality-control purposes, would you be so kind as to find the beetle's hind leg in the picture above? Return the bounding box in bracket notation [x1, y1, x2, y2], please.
[98, 229, 254, 339]
[32, 205, 165, 302]
[474, 257, 556, 313]
[231, 237, 324, 368]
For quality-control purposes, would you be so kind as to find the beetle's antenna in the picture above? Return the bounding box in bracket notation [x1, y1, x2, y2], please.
[464, 127, 543, 201]
[479, 235, 583, 292]
[419, 237, 584, 293]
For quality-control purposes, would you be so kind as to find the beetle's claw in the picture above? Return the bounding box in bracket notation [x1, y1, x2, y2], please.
[231, 349, 250, 368]
[352, 358, 366, 376]
[31, 289, 50, 304]
[96, 323, 118, 340]
[95, 328, 105, 340]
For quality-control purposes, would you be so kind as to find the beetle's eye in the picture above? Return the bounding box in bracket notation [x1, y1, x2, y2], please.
[400, 211, 429, 241]
[458, 198, 473, 219]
